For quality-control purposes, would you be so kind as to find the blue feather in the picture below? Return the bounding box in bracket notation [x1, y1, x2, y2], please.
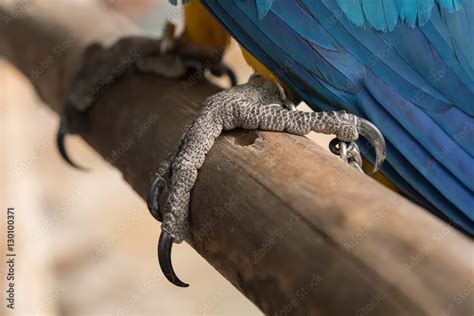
[364, 71, 474, 192]
[335, 0, 465, 31]
[336, 0, 365, 27]
[255, 0, 273, 19]
[396, 0, 417, 27]
[362, 0, 399, 32]
[356, 84, 474, 220]
[418, 0, 435, 25]
[438, 0, 463, 12]
[312, 0, 453, 112]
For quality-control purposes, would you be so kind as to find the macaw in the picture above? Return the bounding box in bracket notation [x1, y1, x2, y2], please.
[57, 0, 473, 287]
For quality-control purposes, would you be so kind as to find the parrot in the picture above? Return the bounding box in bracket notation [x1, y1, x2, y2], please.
[57, 0, 473, 287]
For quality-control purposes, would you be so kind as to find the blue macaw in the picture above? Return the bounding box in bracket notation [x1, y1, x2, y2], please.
[196, 0, 474, 236]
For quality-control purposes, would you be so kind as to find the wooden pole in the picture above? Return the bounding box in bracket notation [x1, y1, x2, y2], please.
[1, 2, 472, 315]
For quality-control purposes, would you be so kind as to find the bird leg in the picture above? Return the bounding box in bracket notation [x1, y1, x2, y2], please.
[57, 23, 236, 168]
[148, 74, 386, 287]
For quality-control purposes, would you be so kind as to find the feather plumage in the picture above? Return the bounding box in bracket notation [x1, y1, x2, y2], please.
[334, 0, 465, 31]
[256, 0, 274, 19]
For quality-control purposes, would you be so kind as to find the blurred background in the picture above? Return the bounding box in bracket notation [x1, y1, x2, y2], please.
[0, 1, 330, 315]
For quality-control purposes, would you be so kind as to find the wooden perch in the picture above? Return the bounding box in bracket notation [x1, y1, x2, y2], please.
[1, 2, 472, 315]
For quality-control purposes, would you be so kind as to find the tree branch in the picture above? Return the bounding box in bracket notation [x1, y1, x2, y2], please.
[1, 2, 472, 315]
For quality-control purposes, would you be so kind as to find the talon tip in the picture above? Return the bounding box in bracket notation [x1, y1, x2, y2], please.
[56, 128, 89, 171]
[357, 118, 386, 174]
[147, 174, 163, 222]
[158, 230, 189, 287]
[226, 68, 237, 87]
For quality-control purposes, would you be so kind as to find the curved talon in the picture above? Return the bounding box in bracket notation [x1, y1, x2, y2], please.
[357, 118, 386, 174]
[147, 174, 163, 222]
[56, 123, 88, 171]
[349, 160, 364, 173]
[222, 65, 237, 87]
[349, 142, 363, 167]
[329, 139, 362, 172]
[209, 63, 237, 87]
[158, 230, 189, 287]
[329, 138, 348, 157]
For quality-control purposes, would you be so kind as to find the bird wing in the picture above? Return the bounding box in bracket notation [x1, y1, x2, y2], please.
[199, 0, 474, 234]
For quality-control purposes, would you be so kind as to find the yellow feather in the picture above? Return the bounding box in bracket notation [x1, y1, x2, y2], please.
[363, 162, 400, 192]
[183, 1, 274, 81]
[183, 1, 230, 49]
[240, 47, 278, 82]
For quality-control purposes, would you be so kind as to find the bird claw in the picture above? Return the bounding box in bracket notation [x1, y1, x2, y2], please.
[147, 172, 190, 287]
[56, 100, 89, 170]
[147, 174, 189, 287]
[146, 122, 198, 287]
[357, 118, 386, 174]
[147, 173, 164, 222]
[158, 230, 189, 287]
[56, 128, 86, 171]
[329, 139, 363, 172]
[208, 63, 238, 87]
[144, 76, 386, 288]
[330, 118, 386, 174]
[56, 31, 237, 170]
[160, 21, 237, 87]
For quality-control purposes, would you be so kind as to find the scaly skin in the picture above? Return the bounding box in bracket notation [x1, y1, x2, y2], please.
[155, 75, 360, 242]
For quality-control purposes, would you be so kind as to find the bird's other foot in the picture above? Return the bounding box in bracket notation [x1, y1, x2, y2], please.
[57, 22, 236, 169]
[147, 74, 386, 287]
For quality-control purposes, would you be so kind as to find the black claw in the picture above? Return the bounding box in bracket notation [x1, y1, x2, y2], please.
[223, 66, 237, 87]
[147, 174, 163, 222]
[207, 62, 237, 87]
[158, 230, 189, 287]
[56, 99, 89, 170]
[56, 123, 87, 171]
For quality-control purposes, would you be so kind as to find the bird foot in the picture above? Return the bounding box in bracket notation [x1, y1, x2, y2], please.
[147, 74, 386, 287]
[57, 23, 236, 168]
